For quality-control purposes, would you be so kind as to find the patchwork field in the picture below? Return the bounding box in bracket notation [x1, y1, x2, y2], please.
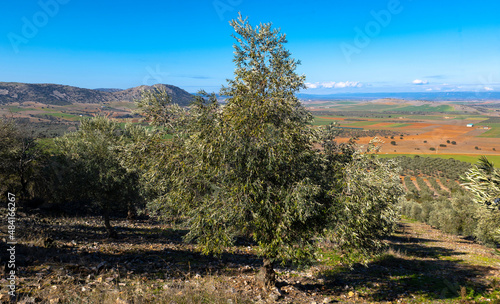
[309, 100, 500, 160]
[0, 101, 139, 137]
[4, 98, 500, 161]
[377, 153, 500, 167]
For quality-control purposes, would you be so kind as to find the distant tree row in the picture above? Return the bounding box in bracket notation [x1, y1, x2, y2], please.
[331, 128, 405, 138]
[390, 155, 471, 180]
[399, 156, 500, 246]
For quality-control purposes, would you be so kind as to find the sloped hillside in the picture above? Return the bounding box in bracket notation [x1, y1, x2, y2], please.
[0, 82, 194, 106]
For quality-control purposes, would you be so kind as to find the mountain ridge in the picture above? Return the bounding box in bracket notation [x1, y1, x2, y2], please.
[0, 82, 194, 106]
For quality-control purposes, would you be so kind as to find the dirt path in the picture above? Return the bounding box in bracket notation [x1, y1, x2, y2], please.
[378, 219, 500, 302]
[411, 177, 421, 191]
[320, 219, 500, 303]
[397, 220, 500, 270]
[436, 178, 450, 193]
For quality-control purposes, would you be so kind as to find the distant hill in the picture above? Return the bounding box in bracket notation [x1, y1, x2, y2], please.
[0, 82, 194, 106]
[94, 88, 123, 93]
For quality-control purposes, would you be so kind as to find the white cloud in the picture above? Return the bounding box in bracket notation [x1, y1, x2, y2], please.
[484, 86, 494, 91]
[306, 81, 362, 89]
[412, 79, 429, 85]
[322, 81, 337, 88]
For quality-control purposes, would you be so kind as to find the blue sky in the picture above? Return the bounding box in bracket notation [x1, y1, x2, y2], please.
[1, 0, 499, 94]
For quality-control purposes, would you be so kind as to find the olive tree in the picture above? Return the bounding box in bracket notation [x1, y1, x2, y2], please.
[156, 15, 332, 288]
[139, 15, 403, 289]
[462, 156, 500, 242]
[319, 135, 402, 259]
[329, 149, 402, 257]
[0, 118, 42, 202]
[56, 116, 142, 238]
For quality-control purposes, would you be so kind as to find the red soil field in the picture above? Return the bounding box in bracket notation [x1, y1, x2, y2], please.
[334, 120, 500, 155]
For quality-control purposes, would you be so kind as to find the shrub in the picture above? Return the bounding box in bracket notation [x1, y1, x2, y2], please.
[429, 147, 436, 151]
[410, 203, 423, 221]
[390, 141, 397, 145]
[440, 144, 447, 147]
[475, 211, 500, 245]
[451, 141, 456, 145]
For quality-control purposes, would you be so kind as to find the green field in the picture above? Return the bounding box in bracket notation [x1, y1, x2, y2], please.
[337, 103, 399, 111]
[480, 117, 500, 124]
[312, 116, 339, 126]
[332, 101, 357, 105]
[478, 123, 500, 138]
[403, 115, 445, 120]
[453, 115, 490, 121]
[343, 120, 381, 127]
[395, 104, 454, 112]
[43, 112, 82, 120]
[108, 101, 138, 109]
[315, 103, 456, 113]
[376, 153, 500, 167]
[383, 123, 412, 128]
[3, 106, 28, 113]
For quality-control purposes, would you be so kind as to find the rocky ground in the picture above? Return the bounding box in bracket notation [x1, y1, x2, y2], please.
[0, 212, 499, 303]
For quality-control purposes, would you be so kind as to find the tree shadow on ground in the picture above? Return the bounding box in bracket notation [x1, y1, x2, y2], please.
[317, 227, 495, 301]
[17, 216, 191, 245]
[10, 216, 263, 282]
[15, 241, 261, 276]
[321, 255, 492, 301]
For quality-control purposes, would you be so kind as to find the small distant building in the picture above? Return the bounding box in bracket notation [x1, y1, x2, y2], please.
[466, 123, 474, 128]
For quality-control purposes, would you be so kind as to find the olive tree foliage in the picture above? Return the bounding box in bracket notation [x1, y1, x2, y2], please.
[122, 87, 192, 218]
[135, 86, 189, 136]
[0, 118, 42, 201]
[56, 116, 142, 238]
[320, 134, 402, 259]
[331, 149, 402, 257]
[186, 16, 323, 262]
[118, 121, 180, 219]
[462, 156, 500, 242]
[0, 118, 21, 191]
[136, 15, 331, 287]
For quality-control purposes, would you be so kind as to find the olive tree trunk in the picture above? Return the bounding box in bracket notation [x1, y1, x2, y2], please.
[260, 258, 276, 289]
[127, 204, 137, 222]
[103, 211, 118, 239]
